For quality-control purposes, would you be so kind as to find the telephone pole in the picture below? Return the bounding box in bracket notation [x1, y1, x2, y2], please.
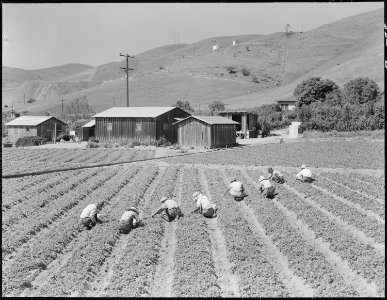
[120, 53, 134, 107]
[60, 99, 65, 117]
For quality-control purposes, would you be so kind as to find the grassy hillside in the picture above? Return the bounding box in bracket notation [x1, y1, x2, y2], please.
[2, 8, 383, 115]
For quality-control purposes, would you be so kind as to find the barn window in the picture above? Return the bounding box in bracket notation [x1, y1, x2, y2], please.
[135, 123, 142, 132]
[26, 127, 30, 132]
[107, 123, 113, 131]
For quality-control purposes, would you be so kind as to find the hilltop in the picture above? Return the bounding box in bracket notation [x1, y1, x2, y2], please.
[2, 8, 383, 115]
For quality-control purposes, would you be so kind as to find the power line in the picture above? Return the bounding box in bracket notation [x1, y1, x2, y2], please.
[120, 53, 134, 107]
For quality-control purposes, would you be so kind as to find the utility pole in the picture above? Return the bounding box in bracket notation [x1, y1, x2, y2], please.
[120, 53, 134, 107]
[24, 94, 25, 106]
[60, 99, 65, 117]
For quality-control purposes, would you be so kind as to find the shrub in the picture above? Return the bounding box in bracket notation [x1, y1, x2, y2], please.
[88, 136, 99, 143]
[56, 133, 72, 142]
[133, 140, 141, 146]
[241, 67, 250, 76]
[156, 136, 171, 147]
[251, 75, 260, 83]
[15, 136, 48, 147]
[226, 65, 237, 74]
[87, 141, 100, 148]
[102, 143, 113, 148]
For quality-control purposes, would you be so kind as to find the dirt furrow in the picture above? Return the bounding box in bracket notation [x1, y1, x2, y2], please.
[224, 169, 314, 297]
[199, 168, 241, 298]
[282, 183, 385, 256]
[311, 184, 385, 224]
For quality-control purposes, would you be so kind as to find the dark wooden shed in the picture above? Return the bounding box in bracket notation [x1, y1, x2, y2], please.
[173, 115, 239, 148]
[81, 120, 95, 141]
[217, 111, 258, 138]
[5, 116, 67, 144]
[92, 107, 190, 143]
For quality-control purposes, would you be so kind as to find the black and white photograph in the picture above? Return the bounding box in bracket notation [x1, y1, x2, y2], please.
[2, 2, 385, 297]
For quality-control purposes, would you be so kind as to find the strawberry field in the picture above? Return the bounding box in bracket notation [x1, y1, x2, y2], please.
[2, 139, 385, 297]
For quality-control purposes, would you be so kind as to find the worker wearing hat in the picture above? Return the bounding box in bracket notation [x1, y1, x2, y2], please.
[189, 191, 218, 218]
[259, 176, 276, 199]
[80, 201, 105, 230]
[223, 177, 248, 201]
[296, 165, 313, 183]
[152, 197, 182, 222]
[118, 207, 142, 234]
[267, 167, 285, 184]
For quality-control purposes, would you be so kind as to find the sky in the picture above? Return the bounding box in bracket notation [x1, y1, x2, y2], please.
[2, 2, 384, 70]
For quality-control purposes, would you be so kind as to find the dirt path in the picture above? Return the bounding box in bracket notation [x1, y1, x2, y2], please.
[198, 168, 241, 297]
[224, 169, 315, 297]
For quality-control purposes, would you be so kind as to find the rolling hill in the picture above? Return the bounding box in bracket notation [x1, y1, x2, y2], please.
[2, 8, 383, 115]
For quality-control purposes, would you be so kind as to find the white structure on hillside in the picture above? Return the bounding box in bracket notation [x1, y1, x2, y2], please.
[289, 122, 301, 139]
[212, 44, 219, 51]
[233, 40, 236, 46]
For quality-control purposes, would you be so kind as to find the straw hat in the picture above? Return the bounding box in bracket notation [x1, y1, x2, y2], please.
[230, 177, 236, 183]
[128, 207, 138, 213]
[301, 164, 306, 169]
[192, 191, 200, 200]
[160, 197, 168, 203]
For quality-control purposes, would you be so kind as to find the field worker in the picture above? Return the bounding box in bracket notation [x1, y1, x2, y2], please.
[267, 167, 285, 184]
[223, 177, 248, 201]
[80, 201, 105, 230]
[118, 207, 142, 234]
[259, 176, 276, 199]
[296, 165, 313, 183]
[152, 197, 183, 222]
[190, 191, 218, 218]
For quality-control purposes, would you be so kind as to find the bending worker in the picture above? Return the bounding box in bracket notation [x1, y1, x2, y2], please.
[152, 197, 182, 222]
[259, 176, 276, 199]
[296, 165, 313, 183]
[80, 201, 105, 230]
[223, 177, 248, 201]
[267, 167, 285, 184]
[190, 191, 218, 218]
[118, 207, 142, 234]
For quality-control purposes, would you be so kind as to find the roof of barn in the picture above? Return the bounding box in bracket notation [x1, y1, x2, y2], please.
[173, 115, 240, 125]
[5, 116, 66, 126]
[82, 120, 95, 128]
[92, 107, 188, 118]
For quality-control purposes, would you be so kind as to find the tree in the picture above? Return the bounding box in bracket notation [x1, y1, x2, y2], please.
[294, 77, 341, 108]
[45, 111, 50, 116]
[342, 77, 381, 105]
[172, 100, 195, 113]
[208, 101, 225, 115]
[62, 96, 95, 129]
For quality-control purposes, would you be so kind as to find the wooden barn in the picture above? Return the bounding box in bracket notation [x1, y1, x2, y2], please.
[92, 107, 190, 143]
[80, 120, 95, 141]
[5, 116, 67, 144]
[217, 111, 258, 139]
[173, 115, 239, 148]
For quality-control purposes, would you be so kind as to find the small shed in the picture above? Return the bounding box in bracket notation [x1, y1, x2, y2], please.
[81, 120, 95, 141]
[173, 115, 239, 148]
[92, 106, 190, 143]
[217, 111, 258, 139]
[5, 116, 67, 144]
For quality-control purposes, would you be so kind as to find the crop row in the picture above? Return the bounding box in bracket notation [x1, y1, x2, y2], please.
[279, 171, 385, 244]
[350, 172, 385, 186]
[104, 165, 181, 297]
[2, 170, 83, 211]
[163, 140, 384, 169]
[204, 168, 290, 297]
[2, 169, 95, 232]
[231, 168, 359, 296]
[311, 176, 385, 220]
[36, 165, 159, 296]
[2, 148, 156, 176]
[172, 167, 221, 297]
[2, 165, 142, 296]
[269, 181, 385, 296]
[2, 167, 119, 257]
[319, 172, 385, 201]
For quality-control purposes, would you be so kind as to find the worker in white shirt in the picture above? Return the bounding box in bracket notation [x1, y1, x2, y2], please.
[152, 197, 183, 222]
[80, 202, 105, 230]
[267, 167, 285, 184]
[259, 176, 276, 199]
[190, 191, 218, 218]
[296, 165, 313, 183]
[118, 207, 143, 234]
[223, 177, 248, 201]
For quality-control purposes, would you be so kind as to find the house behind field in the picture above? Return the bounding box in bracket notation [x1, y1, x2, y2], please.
[277, 98, 297, 112]
[5, 116, 67, 144]
[173, 115, 239, 148]
[92, 106, 190, 143]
